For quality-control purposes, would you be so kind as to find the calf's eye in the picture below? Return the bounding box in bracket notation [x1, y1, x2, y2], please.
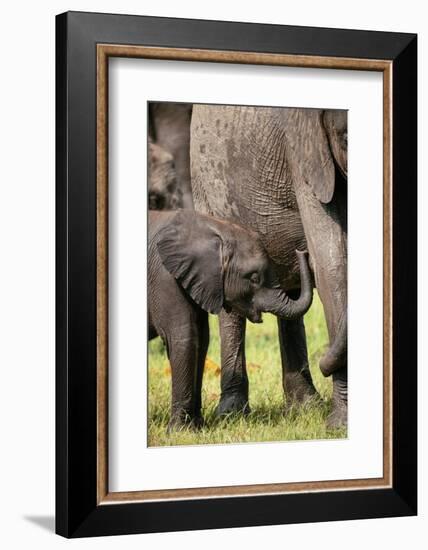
[250, 273, 260, 285]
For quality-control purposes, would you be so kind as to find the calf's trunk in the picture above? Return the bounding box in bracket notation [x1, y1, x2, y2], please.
[254, 251, 313, 320]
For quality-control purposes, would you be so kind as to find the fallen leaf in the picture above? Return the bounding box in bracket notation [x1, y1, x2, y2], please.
[247, 362, 261, 371]
[207, 392, 220, 402]
[204, 357, 221, 376]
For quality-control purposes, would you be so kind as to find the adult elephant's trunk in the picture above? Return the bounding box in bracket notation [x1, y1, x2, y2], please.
[319, 313, 347, 377]
[254, 251, 313, 320]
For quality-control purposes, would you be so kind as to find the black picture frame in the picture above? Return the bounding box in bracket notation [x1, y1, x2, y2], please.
[56, 11, 417, 538]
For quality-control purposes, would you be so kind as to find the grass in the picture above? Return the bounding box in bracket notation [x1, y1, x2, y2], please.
[148, 291, 347, 446]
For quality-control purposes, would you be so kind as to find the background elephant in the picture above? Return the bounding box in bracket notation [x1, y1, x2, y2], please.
[148, 138, 183, 210]
[190, 105, 347, 428]
[149, 102, 194, 209]
[149, 209, 313, 428]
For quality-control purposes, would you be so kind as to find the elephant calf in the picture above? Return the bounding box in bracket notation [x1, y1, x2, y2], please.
[148, 138, 183, 210]
[148, 209, 313, 429]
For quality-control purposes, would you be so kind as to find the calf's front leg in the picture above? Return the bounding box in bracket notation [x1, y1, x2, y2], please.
[216, 309, 249, 416]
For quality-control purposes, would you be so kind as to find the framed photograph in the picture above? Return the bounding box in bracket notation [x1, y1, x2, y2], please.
[56, 11, 417, 537]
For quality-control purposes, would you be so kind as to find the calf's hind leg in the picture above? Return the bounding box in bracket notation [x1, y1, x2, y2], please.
[278, 310, 318, 411]
[167, 322, 201, 430]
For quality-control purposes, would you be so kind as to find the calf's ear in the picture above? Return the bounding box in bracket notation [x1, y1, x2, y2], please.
[156, 211, 224, 314]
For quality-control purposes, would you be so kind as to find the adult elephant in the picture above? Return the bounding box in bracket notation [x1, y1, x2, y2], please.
[190, 105, 347, 428]
[149, 102, 194, 209]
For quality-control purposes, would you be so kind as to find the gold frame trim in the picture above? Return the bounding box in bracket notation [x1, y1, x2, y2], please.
[96, 44, 393, 504]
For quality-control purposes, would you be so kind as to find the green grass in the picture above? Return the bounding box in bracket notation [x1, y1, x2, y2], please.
[148, 291, 346, 446]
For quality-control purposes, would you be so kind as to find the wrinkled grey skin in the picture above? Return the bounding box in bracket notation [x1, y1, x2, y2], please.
[191, 105, 348, 428]
[149, 102, 194, 209]
[149, 209, 313, 428]
[148, 139, 183, 210]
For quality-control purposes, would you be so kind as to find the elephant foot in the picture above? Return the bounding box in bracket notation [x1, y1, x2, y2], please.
[283, 371, 319, 412]
[327, 368, 348, 430]
[168, 411, 204, 432]
[215, 392, 250, 417]
[326, 401, 347, 430]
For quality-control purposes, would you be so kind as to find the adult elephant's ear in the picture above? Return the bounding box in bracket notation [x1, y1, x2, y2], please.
[284, 109, 335, 204]
[156, 210, 224, 314]
[323, 110, 348, 179]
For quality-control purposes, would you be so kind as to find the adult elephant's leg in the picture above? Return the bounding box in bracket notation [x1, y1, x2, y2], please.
[327, 367, 348, 429]
[216, 309, 249, 416]
[293, 171, 347, 427]
[277, 312, 317, 410]
[193, 311, 209, 427]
